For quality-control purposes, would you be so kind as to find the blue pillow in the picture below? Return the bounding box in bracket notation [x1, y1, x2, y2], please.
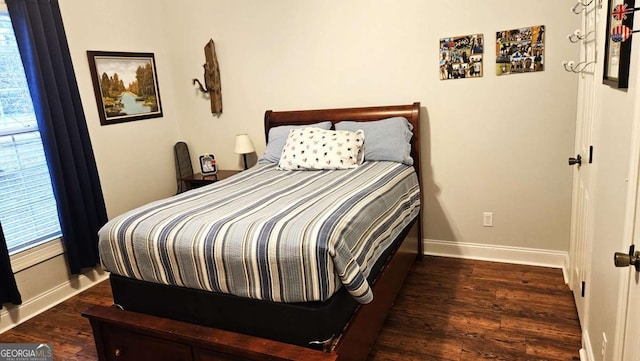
[335, 117, 413, 165]
[259, 121, 332, 164]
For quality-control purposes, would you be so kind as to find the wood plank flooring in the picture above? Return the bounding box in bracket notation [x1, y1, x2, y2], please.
[0, 279, 113, 360]
[368, 256, 582, 360]
[0, 256, 581, 360]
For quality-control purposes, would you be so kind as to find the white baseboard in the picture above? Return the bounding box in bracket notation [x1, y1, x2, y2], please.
[423, 239, 569, 271]
[0, 269, 109, 334]
[562, 254, 570, 285]
[581, 328, 594, 361]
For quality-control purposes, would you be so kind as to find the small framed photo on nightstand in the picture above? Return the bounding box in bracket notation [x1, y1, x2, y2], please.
[199, 154, 217, 175]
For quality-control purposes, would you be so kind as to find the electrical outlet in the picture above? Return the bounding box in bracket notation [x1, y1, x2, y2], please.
[601, 332, 607, 359]
[483, 212, 493, 227]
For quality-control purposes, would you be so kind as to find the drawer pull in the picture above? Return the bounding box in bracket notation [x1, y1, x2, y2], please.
[114, 348, 122, 357]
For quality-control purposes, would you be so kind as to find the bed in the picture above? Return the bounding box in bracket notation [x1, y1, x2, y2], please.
[84, 102, 423, 361]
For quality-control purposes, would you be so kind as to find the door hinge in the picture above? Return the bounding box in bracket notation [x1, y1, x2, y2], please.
[581, 281, 586, 297]
[589, 145, 593, 164]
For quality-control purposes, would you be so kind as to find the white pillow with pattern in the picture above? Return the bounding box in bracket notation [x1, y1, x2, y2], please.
[278, 127, 365, 170]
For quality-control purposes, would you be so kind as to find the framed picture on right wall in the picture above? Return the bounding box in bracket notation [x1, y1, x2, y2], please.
[495, 25, 545, 76]
[603, 0, 635, 89]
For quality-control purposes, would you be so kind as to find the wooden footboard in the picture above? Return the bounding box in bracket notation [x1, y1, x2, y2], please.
[83, 305, 337, 361]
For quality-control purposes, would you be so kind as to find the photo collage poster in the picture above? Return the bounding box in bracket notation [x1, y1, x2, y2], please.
[439, 33, 484, 80]
[496, 25, 545, 75]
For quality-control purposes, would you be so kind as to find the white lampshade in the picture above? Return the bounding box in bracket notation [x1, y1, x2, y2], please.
[234, 134, 255, 154]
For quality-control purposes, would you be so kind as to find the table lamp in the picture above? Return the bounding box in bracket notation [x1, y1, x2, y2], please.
[234, 134, 255, 170]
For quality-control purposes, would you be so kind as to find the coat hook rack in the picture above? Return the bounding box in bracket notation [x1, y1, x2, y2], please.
[571, 0, 593, 14]
[564, 0, 599, 75]
[562, 60, 595, 73]
[571, 0, 603, 13]
[568, 29, 595, 43]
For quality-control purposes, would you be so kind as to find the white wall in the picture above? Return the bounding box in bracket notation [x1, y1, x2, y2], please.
[162, 0, 580, 256]
[61, 0, 181, 218]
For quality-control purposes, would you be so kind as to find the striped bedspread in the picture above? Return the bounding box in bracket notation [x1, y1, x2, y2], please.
[98, 161, 420, 304]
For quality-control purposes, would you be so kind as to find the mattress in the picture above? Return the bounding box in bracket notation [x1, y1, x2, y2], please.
[107, 217, 416, 349]
[98, 161, 420, 304]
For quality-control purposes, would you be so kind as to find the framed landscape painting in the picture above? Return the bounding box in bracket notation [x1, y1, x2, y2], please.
[87, 51, 163, 125]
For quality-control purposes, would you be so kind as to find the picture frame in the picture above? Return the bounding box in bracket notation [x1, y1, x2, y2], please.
[603, 0, 635, 89]
[199, 154, 217, 175]
[495, 25, 545, 76]
[87, 51, 163, 125]
[439, 33, 484, 80]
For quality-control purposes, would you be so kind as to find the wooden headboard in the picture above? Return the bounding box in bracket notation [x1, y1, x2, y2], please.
[263, 102, 421, 179]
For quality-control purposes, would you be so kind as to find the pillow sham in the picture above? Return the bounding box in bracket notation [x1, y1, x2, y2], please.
[335, 116, 413, 165]
[277, 127, 365, 170]
[259, 121, 332, 164]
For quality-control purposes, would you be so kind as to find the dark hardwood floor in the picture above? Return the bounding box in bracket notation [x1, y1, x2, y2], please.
[0, 278, 113, 360]
[0, 256, 582, 360]
[369, 256, 582, 361]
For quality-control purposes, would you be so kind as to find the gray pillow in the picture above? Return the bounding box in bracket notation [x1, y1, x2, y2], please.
[259, 121, 332, 164]
[335, 117, 413, 165]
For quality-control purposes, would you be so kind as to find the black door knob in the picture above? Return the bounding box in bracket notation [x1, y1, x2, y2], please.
[614, 251, 640, 272]
[568, 154, 582, 166]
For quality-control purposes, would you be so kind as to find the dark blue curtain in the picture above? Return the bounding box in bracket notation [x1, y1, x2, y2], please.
[0, 223, 21, 307]
[6, 0, 108, 274]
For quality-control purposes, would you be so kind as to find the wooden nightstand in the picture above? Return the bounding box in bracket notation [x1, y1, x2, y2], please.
[181, 170, 241, 191]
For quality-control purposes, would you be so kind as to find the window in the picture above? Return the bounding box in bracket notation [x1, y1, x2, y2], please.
[0, 9, 61, 255]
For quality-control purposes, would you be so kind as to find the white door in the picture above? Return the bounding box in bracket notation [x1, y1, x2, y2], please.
[568, 1, 598, 326]
[619, 39, 640, 361]
[619, 131, 640, 360]
[621, 207, 640, 360]
[623, 283, 640, 360]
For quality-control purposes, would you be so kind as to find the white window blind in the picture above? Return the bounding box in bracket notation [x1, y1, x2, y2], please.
[0, 10, 61, 254]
